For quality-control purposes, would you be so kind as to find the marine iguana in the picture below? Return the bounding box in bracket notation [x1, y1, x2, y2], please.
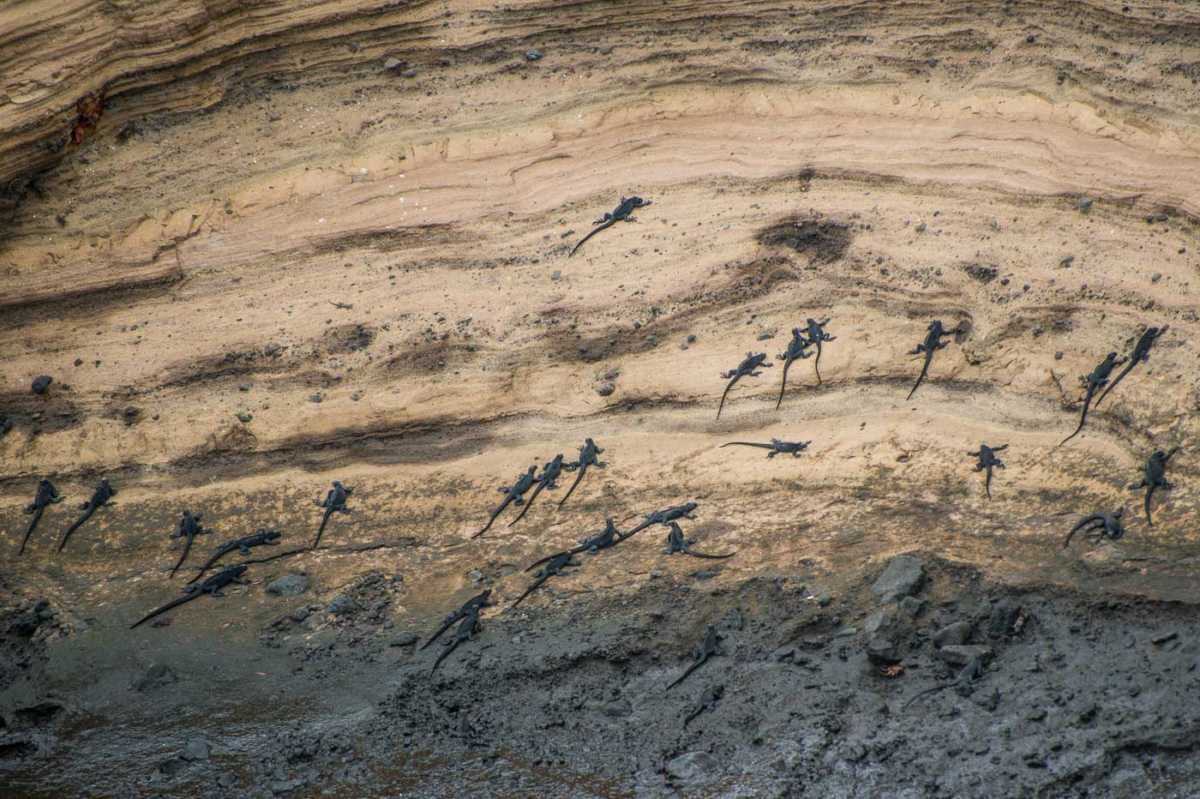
[130, 564, 248, 629]
[1059, 352, 1125, 446]
[907, 320, 954, 400]
[0, 415, 11, 438]
[19, 479, 62, 555]
[57, 478, 115, 552]
[421, 589, 494, 651]
[168, 511, 207, 577]
[511, 551, 577, 608]
[473, 466, 537, 539]
[667, 625, 722, 691]
[525, 518, 622, 572]
[313, 481, 352, 550]
[775, 328, 813, 409]
[901, 656, 984, 709]
[803, 317, 836, 385]
[621, 501, 698, 541]
[558, 438, 606, 509]
[1095, 326, 1167, 408]
[430, 605, 483, 675]
[684, 684, 725, 728]
[719, 438, 810, 458]
[968, 444, 1007, 499]
[664, 522, 735, 559]
[1063, 508, 1125, 548]
[1130, 448, 1178, 525]
[187, 529, 281, 584]
[569, 196, 652, 257]
[717, 352, 772, 419]
[508, 454, 566, 527]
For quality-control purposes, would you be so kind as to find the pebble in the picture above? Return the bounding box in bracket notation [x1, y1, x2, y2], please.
[267, 574, 310, 597]
[525, 50, 543, 61]
[31, 375, 52, 395]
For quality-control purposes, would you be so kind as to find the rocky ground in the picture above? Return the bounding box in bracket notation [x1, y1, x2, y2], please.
[3, 1, 1200, 796]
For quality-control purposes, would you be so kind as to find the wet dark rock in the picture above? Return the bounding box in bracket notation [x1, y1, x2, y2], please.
[871, 555, 925, 603]
[1077, 197, 1094, 213]
[327, 595, 360, 616]
[8, 600, 53, 637]
[595, 380, 615, 397]
[389, 632, 419, 647]
[938, 644, 993, 667]
[666, 751, 718, 784]
[0, 736, 36, 759]
[963, 263, 998, 283]
[236, 412, 253, 423]
[267, 574, 310, 597]
[816, 593, 833, 607]
[525, 50, 543, 61]
[933, 621, 972, 648]
[181, 739, 211, 761]
[134, 663, 179, 693]
[289, 606, 312, 623]
[866, 635, 900, 665]
[988, 600, 1021, 638]
[31, 375, 52, 395]
[14, 702, 63, 727]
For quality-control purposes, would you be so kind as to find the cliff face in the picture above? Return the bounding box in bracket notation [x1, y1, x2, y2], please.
[3, 2, 1200, 796]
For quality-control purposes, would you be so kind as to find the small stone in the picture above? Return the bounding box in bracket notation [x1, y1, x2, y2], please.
[468, 569, 483, 584]
[871, 555, 925, 603]
[389, 632, 419, 647]
[866, 635, 900, 665]
[938, 644, 993, 667]
[181, 739, 211, 761]
[309, 393, 323, 403]
[288, 606, 311, 623]
[1151, 272, 1162, 283]
[525, 50, 543, 61]
[666, 751, 717, 784]
[1077, 197, 1093, 213]
[816, 593, 833, 607]
[327, 595, 359, 616]
[383, 57, 403, 71]
[914, 222, 927, 233]
[595, 381, 616, 397]
[933, 621, 972, 648]
[686, 334, 697, 343]
[237, 412, 253, 423]
[133, 663, 178, 693]
[266, 574, 310, 597]
[73, 358, 83, 367]
[898, 596, 926, 617]
[988, 600, 1020, 638]
[1059, 255, 1075, 268]
[31, 376, 52, 395]
[550, 270, 561, 281]
[238, 383, 251, 392]
[1054, 351, 1064, 360]
[756, 330, 776, 341]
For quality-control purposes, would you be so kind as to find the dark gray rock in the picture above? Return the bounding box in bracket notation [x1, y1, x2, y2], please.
[933, 621, 972, 648]
[899, 596, 926, 618]
[133, 663, 178, 693]
[988, 600, 1020, 638]
[938, 644, 993, 667]
[327, 595, 359, 616]
[595, 380, 616, 397]
[31, 376, 52, 395]
[389, 632, 419, 647]
[871, 555, 925, 602]
[525, 50, 543, 62]
[866, 635, 900, 665]
[181, 739, 210, 761]
[267, 574, 310, 597]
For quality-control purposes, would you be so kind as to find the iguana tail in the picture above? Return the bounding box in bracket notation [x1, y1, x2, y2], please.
[684, 550, 736, 560]
[907, 355, 932, 400]
[556, 467, 587, 509]
[525, 550, 571, 572]
[568, 220, 613, 257]
[511, 575, 549, 608]
[430, 638, 462, 674]
[1058, 393, 1094, 447]
[472, 502, 508, 539]
[716, 376, 740, 420]
[985, 469, 993, 500]
[186, 548, 229, 585]
[169, 534, 196, 577]
[720, 442, 774, 450]
[1144, 486, 1156, 526]
[507, 482, 547, 527]
[421, 617, 457, 651]
[1094, 362, 1135, 408]
[814, 342, 823, 385]
[130, 592, 197, 629]
[776, 360, 792, 409]
[18, 508, 45, 556]
[57, 507, 95, 553]
[666, 658, 704, 691]
[312, 507, 335, 550]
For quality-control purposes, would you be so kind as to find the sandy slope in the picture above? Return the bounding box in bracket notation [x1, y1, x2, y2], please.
[2, 1, 1200, 795]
